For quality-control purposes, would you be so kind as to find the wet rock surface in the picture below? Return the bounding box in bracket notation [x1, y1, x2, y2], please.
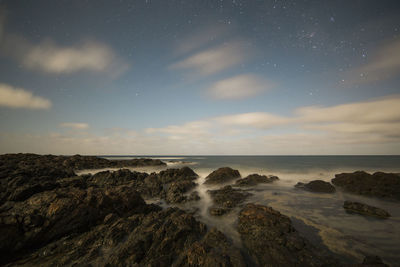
[343, 201, 391, 218]
[332, 171, 400, 200]
[0, 153, 165, 206]
[208, 186, 251, 216]
[6, 207, 245, 266]
[295, 180, 336, 193]
[0, 154, 394, 266]
[235, 174, 279, 187]
[204, 167, 241, 184]
[0, 155, 243, 266]
[237, 203, 339, 267]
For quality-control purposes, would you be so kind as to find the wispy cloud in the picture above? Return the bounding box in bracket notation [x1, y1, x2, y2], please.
[214, 112, 290, 128]
[174, 24, 231, 56]
[345, 39, 400, 84]
[207, 74, 273, 100]
[0, 83, 52, 109]
[59, 122, 89, 130]
[0, 14, 129, 75]
[169, 41, 250, 77]
[145, 95, 400, 152]
[22, 40, 122, 74]
[296, 95, 400, 124]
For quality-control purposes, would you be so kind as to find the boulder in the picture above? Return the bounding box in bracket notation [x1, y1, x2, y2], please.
[295, 180, 336, 193]
[208, 186, 251, 215]
[343, 201, 391, 218]
[204, 167, 241, 184]
[235, 174, 279, 187]
[331, 171, 400, 200]
[179, 228, 246, 266]
[163, 180, 197, 204]
[237, 203, 338, 266]
[209, 207, 230, 216]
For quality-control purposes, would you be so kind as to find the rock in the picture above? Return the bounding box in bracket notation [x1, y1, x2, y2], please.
[209, 207, 230, 216]
[332, 171, 400, 200]
[237, 203, 338, 267]
[179, 228, 246, 266]
[361, 255, 388, 266]
[208, 186, 251, 215]
[187, 191, 201, 201]
[350, 255, 389, 266]
[163, 180, 197, 204]
[88, 169, 148, 186]
[157, 166, 198, 183]
[0, 185, 155, 264]
[295, 180, 336, 193]
[343, 201, 391, 218]
[0, 153, 165, 206]
[5, 207, 244, 267]
[235, 174, 279, 187]
[204, 167, 241, 184]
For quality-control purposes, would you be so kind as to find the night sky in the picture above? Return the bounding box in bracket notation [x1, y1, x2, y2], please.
[0, 0, 400, 155]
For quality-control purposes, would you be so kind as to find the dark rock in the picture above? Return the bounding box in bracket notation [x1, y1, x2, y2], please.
[362, 255, 388, 266]
[0, 153, 165, 205]
[350, 255, 389, 266]
[208, 186, 251, 215]
[204, 167, 241, 184]
[157, 166, 198, 183]
[237, 203, 338, 267]
[295, 180, 336, 193]
[343, 201, 391, 218]
[235, 174, 279, 187]
[179, 228, 246, 266]
[88, 169, 148, 186]
[332, 171, 400, 200]
[6, 207, 244, 267]
[209, 207, 230, 216]
[0, 185, 153, 264]
[188, 191, 201, 201]
[163, 180, 197, 204]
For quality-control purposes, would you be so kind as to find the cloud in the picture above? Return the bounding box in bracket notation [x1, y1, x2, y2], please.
[174, 24, 230, 56]
[145, 95, 400, 153]
[2, 95, 400, 155]
[345, 39, 400, 84]
[0, 15, 129, 75]
[214, 112, 289, 129]
[169, 41, 250, 77]
[0, 83, 52, 109]
[22, 40, 121, 74]
[207, 74, 273, 100]
[146, 120, 212, 139]
[297, 96, 400, 124]
[59, 122, 89, 130]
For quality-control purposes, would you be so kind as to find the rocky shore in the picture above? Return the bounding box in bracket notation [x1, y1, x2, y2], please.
[0, 153, 394, 266]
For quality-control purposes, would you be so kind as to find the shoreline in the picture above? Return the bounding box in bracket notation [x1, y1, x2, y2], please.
[1, 153, 399, 266]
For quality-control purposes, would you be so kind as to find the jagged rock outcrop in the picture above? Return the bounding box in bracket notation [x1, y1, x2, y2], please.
[204, 167, 241, 185]
[208, 186, 251, 216]
[235, 174, 279, 187]
[0, 185, 157, 264]
[3, 203, 244, 266]
[0, 153, 165, 205]
[332, 171, 400, 200]
[343, 201, 391, 218]
[295, 180, 336, 193]
[237, 203, 338, 266]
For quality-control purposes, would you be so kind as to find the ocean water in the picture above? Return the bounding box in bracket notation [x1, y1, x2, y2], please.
[80, 156, 400, 266]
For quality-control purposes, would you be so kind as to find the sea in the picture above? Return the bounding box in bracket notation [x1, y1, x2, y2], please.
[78, 155, 400, 266]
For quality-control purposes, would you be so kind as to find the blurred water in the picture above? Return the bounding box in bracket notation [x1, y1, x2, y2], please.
[81, 155, 400, 266]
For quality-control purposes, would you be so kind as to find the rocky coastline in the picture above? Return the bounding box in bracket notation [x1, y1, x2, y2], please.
[0, 154, 395, 266]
